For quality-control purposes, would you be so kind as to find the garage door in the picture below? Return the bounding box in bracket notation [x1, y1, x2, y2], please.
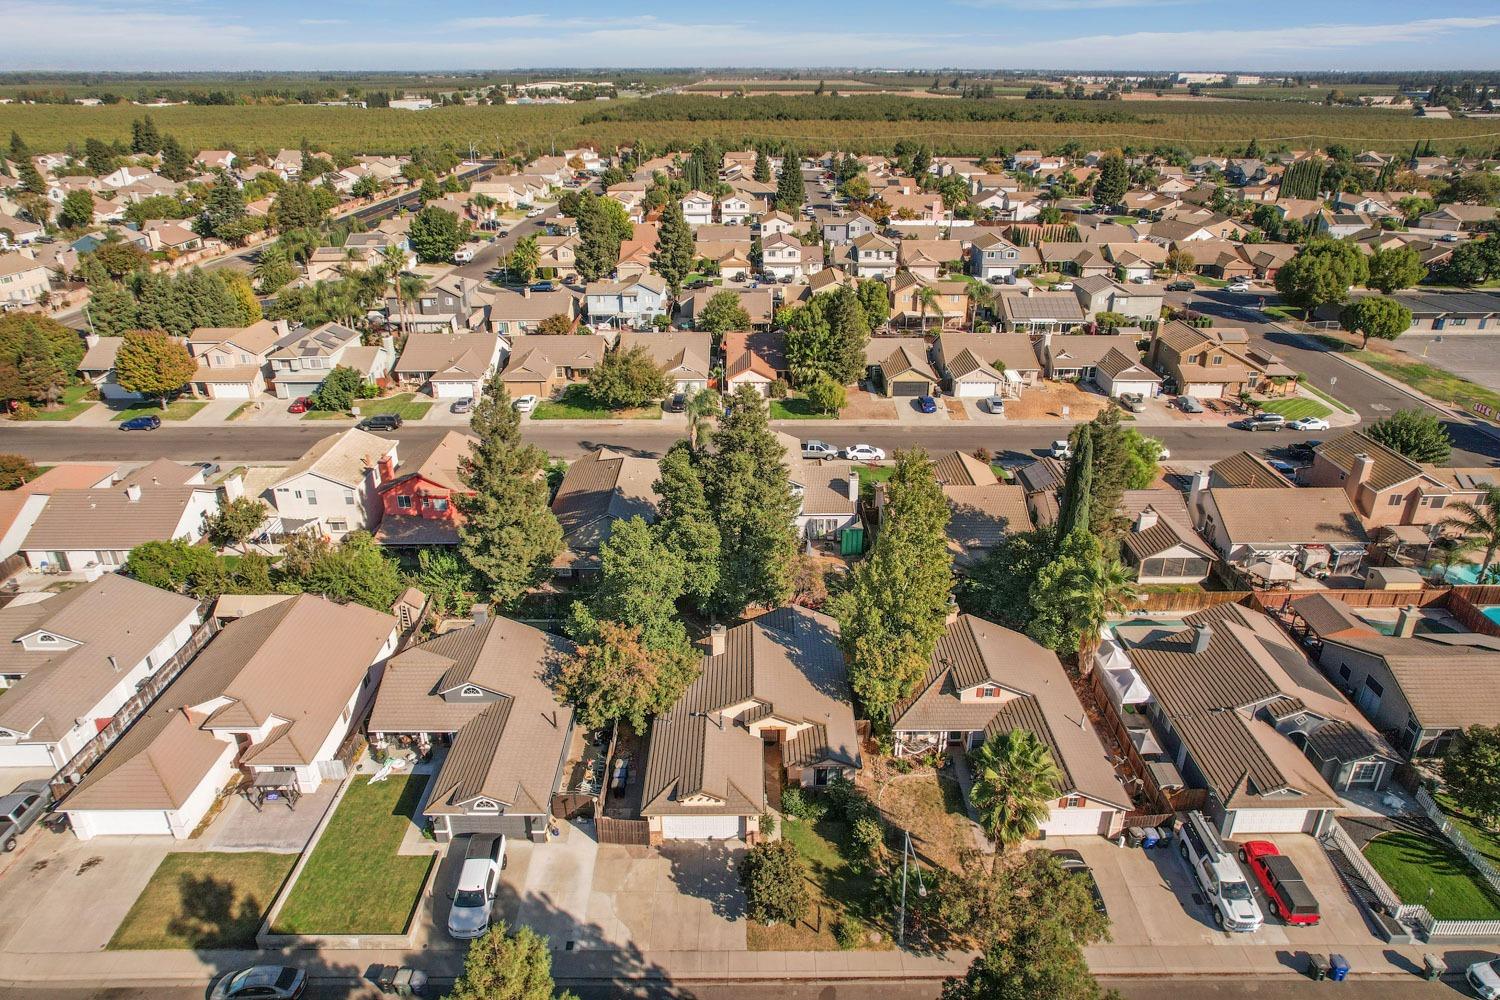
[68, 810, 173, 838]
[1228, 808, 1312, 834]
[891, 380, 928, 397]
[208, 383, 252, 400]
[432, 380, 478, 398]
[660, 814, 745, 840]
[0, 742, 56, 768]
[957, 381, 997, 398]
[1040, 808, 1111, 836]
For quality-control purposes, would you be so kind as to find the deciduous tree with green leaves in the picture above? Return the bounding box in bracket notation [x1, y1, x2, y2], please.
[113, 328, 196, 407]
[1274, 239, 1370, 316]
[696, 289, 751, 339]
[444, 921, 576, 1000]
[1366, 245, 1427, 294]
[202, 497, 269, 554]
[408, 205, 466, 263]
[587, 345, 669, 409]
[59, 189, 95, 230]
[1443, 725, 1500, 829]
[1340, 296, 1412, 348]
[1368, 408, 1452, 463]
[0, 454, 39, 490]
[739, 839, 809, 926]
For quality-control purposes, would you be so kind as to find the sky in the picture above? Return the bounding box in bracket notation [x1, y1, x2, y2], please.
[8, 0, 1500, 72]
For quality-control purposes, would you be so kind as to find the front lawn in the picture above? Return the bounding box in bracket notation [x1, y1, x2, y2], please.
[746, 816, 892, 952]
[28, 384, 96, 422]
[271, 775, 434, 935]
[770, 396, 838, 420]
[1297, 377, 1356, 414]
[1436, 793, 1500, 870]
[111, 400, 207, 421]
[110, 852, 295, 949]
[1363, 830, 1500, 921]
[531, 385, 662, 420]
[360, 393, 433, 420]
[1258, 397, 1332, 421]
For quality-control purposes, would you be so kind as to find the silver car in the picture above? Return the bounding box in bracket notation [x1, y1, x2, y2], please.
[210, 966, 306, 1000]
[0, 779, 51, 853]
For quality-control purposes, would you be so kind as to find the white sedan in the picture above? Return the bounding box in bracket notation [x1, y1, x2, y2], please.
[842, 444, 886, 462]
[513, 394, 538, 414]
[1227, 281, 1252, 292]
[1288, 416, 1330, 432]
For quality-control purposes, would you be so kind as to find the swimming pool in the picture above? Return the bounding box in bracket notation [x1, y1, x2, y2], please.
[1440, 563, 1488, 585]
[1483, 607, 1500, 628]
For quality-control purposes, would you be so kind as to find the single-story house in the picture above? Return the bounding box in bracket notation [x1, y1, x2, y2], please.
[1120, 490, 1216, 585]
[394, 330, 503, 399]
[501, 335, 609, 399]
[615, 331, 712, 395]
[866, 338, 939, 397]
[551, 447, 660, 578]
[723, 330, 788, 397]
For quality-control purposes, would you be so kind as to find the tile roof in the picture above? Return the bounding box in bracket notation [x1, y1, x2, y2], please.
[944, 485, 1032, 565]
[267, 321, 359, 360]
[616, 331, 712, 381]
[19, 470, 214, 553]
[393, 330, 498, 379]
[1210, 451, 1294, 490]
[1287, 594, 1375, 640]
[269, 428, 395, 491]
[1319, 633, 1500, 729]
[1120, 489, 1215, 562]
[1312, 431, 1429, 492]
[932, 451, 999, 488]
[1207, 487, 1368, 545]
[551, 448, 660, 567]
[999, 292, 1087, 323]
[502, 335, 608, 382]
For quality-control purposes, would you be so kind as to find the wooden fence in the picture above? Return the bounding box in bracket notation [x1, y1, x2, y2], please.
[1087, 670, 1206, 815]
[1444, 589, 1500, 639]
[1131, 590, 1252, 613]
[596, 816, 650, 846]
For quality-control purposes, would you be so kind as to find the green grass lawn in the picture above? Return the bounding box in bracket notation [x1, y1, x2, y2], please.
[29, 384, 96, 422]
[1296, 377, 1356, 414]
[360, 393, 433, 420]
[110, 852, 295, 950]
[1194, 275, 1230, 288]
[531, 385, 662, 420]
[110, 400, 207, 421]
[1363, 831, 1500, 921]
[1348, 349, 1500, 416]
[271, 775, 435, 935]
[770, 396, 838, 420]
[227, 402, 255, 421]
[856, 465, 895, 500]
[1258, 397, 1332, 421]
[747, 816, 891, 951]
[1436, 793, 1500, 870]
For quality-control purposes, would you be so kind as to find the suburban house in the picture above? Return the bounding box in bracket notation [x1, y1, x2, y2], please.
[186, 319, 293, 400]
[891, 614, 1130, 838]
[680, 287, 775, 330]
[264, 429, 396, 540]
[934, 333, 1041, 398]
[641, 607, 859, 841]
[1071, 276, 1165, 325]
[1209, 451, 1296, 490]
[1304, 431, 1494, 531]
[367, 609, 574, 844]
[1417, 204, 1499, 232]
[0, 213, 46, 247]
[1315, 629, 1500, 760]
[267, 322, 385, 401]
[551, 447, 661, 579]
[393, 330, 503, 400]
[0, 465, 116, 561]
[866, 338, 940, 398]
[897, 240, 964, 282]
[779, 433, 860, 541]
[968, 232, 1026, 281]
[585, 274, 669, 329]
[19, 460, 223, 574]
[1390, 290, 1500, 333]
[500, 335, 609, 399]
[1039, 333, 1142, 382]
[998, 291, 1087, 334]
[374, 431, 477, 547]
[0, 253, 52, 310]
[536, 235, 579, 277]
[63, 595, 398, 840]
[761, 233, 810, 282]
[847, 233, 898, 280]
[759, 210, 797, 238]
[390, 274, 486, 332]
[76, 336, 143, 403]
[485, 287, 580, 337]
[1192, 477, 1370, 579]
[1120, 489, 1217, 585]
[818, 211, 877, 246]
[615, 331, 712, 395]
[0, 575, 200, 770]
[1103, 603, 1398, 836]
[1096, 347, 1163, 399]
[1148, 321, 1295, 399]
[925, 452, 1032, 568]
[723, 330, 789, 397]
[890, 274, 970, 329]
[681, 191, 715, 227]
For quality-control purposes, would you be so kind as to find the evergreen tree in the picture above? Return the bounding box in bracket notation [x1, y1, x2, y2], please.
[1092, 153, 1128, 207]
[130, 115, 161, 155]
[1073, 407, 1130, 539]
[15, 330, 67, 406]
[84, 138, 118, 176]
[1056, 433, 1093, 541]
[456, 373, 563, 605]
[408, 205, 465, 263]
[753, 146, 772, 183]
[197, 182, 247, 239]
[775, 144, 806, 214]
[828, 285, 871, 385]
[8, 131, 27, 164]
[653, 442, 722, 610]
[16, 158, 45, 196]
[59, 190, 94, 230]
[158, 134, 192, 181]
[831, 449, 953, 719]
[651, 200, 694, 298]
[85, 281, 138, 337]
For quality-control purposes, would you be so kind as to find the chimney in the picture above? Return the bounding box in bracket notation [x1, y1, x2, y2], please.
[1351, 453, 1375, 488]
[1135, 507, 1159, 533]
[709, 623, 727, 657]
[1188, 469, 1210, 514]
[1191, 622, 1213, 654]
[1395, 605, 1420, 638]
[848, 469, 860, 502]
[124, 483, 142, 502]
[470, 603, 489, 626]
[1041, 329, 1054, 355]
[377, 454, 395, 482]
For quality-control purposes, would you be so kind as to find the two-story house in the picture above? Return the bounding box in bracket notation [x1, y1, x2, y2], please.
[1304, 431, 1495, 532]
[1147, 320, 1295, 400]
[389, 274, 485, 332]
[761, 233, 808, 282]
[0, 252, 52, 310]
[890, 274, 970, 330]
[817, 210, 877, 246]
[267, 322, 381, 400]
[848, 232, 898, 281]
[264, 428, 395, 539]
[375, 431, 477, 546]
[584, 274, 669, 329]
[1072, 276, 1165, 325]
[485, 287, 580, 337]
[186, 319, 293, 400]
[681, 191, 715, 227]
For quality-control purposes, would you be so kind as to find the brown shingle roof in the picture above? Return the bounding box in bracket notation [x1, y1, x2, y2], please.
[1210, 451, 1294, 490]
[932, 451, 999, 488]
[551, 448, 660, 568]
[944, 485, 1031, 567]
[1320, 633, 1500, 729]
[1207, 487, 1368, 545]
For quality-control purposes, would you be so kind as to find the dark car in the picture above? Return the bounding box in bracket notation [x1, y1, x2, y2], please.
[1051, 849, 1106, 916]
[916, 395, 938, 414]
[1166, 279, 1195, 292]
[0, 780, 52, 852]
[1239, 841, 1321, 926]
[1285, 440, 1322, 462]
[119, 415, 161, 431]
[666, 393, 686, 413]
[359, 413, 403, 431]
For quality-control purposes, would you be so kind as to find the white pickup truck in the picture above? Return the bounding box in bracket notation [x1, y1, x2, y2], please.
[1178, 811, 1264, 933]
[452, 243, 483, 264]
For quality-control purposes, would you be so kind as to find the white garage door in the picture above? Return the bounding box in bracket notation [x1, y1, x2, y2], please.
[432, 380, 478, 398]
[0, 742, 56, 768]
[1109, 380, 1156, 398]
[68, 809, 173, 838]
[957, 381, 998, 398]
[1040, 808, 1110, 837]
[1229, 808, 1311, 834]
[660, 814, 745, 840]
[208, 383, 252, 400]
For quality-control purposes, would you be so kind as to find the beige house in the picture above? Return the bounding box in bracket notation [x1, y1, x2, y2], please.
[187, 319, 292, 400]
[551, 447, 660, 578]
[0, 252, 52, 309]
[264, 428, 396, 539]
[501, 335, 609, 399]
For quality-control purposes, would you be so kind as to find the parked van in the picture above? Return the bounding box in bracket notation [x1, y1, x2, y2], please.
[1177, 811, 1264, 932]
[447, 834, 506, 939]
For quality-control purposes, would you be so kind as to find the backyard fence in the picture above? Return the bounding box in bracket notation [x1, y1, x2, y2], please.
[1321, 820, 1406, 915]
[1443, 589, 1500, 639]
[1415, 787, 1500, 897]
[596, 816, 650, 845]
[1129, 590, 1252, 613]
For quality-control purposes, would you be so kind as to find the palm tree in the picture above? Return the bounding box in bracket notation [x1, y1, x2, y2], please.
[916, 284, 941, 333]
[395, 274, 427, 333]
[379, 243, 407, 284]
[969, 281, 995, 323]
[1068, 557, 1138, 659]
[1443, 486, 1500, 578]
[968, 728, 1061, 862]
[685, 387, 723, 451]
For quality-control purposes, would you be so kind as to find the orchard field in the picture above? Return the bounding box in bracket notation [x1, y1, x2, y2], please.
[2, 94, 1497, 157]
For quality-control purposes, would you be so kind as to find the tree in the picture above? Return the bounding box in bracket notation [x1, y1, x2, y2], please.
[278, 532, 403, 610]
[415, 548, 476, 618]
[198, 183, 248, 241]
[696, 290, 750, 338]
[535, 313, 572, 336]
[1444, 726, 1500, 829]
[753, 146, 772, 183]
[409, 205, 465, 263]
[968, 729, 1061, 854]
[558, 621, 673, 733]
[270, 182, 332, 233]
[1070, 407, 1132, 539]
[508, 234, 540, 285]
[158, 135, 191, 181]
[1120, 430, 1163, 491]
[653, 442, 721, 608]
[1274, 239, 1370, 316]
[1092, 153, 1127, 207]
[457, 373, 563, 605]
[831, 449, 952, 719]
[775, 145, 805, 214]
[202, 497, 269, 553]
[444, 921, 577, 1000]
[252, 244, 298, 295]
[573, 191, 633, 281]
[125, 538, 222, 593]
[0, 313, 86, 393]
[941, 894, 1113, 1000]
[1443, 486, 1500, 578]
[0, 454, 39, 490]
[1445, 240, 1500, 286]
[1367, 245, 1426, 294]
[857, 279, 890, 328]
[59, 189, 95, 230]
[651, 200, 694, 298]
[112, 328, 196, 407]
[1056, 433, 1093, 541]
[588, 345, 669, 409]
[308, 365, 367, 412]
[1339, 296, 1412, 348]
[804, 372, 846, 414]
[130, 115, 161, 154]
[1367, 408, 1452, 463]
[739, 840, 809, 926]
[1165, 249, 1195, 275]
[86, 239, 149, 280]
[12, 329, 67, 407]
[84, 138, 118, 176]
[957, 529, 1055, 633]
[85, 281, 139, 337]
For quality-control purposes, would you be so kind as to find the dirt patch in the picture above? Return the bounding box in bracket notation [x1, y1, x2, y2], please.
[1004, 381, 1111, 421]
[840, 388, 897, 421]
[943, 398, 968, 421]
[858, 756, 977, 873]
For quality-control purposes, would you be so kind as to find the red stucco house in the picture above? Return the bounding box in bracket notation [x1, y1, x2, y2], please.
[374, 431, 477, 546]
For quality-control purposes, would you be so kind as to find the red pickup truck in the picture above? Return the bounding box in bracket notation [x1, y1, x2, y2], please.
[1239, 840, 1321, 926]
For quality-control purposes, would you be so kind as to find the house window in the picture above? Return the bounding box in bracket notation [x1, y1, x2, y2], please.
[1212, 355, 1223, 366]
[1388, 493, 1404, 507]
[471, 797, 499, 814]
[1430, 496, 1446, 509]
[460, 685, 484, 697]
[1349, 761, 1383, 785]
[326, 520, 347, 533]
[432, 498, 449, 512]
[344, 491, 355, 505]
[1338, 664, 1352, 681]
[396, 495, 412, 509]
[1060, 795, 1084, 808]
[814, 768, 833, 787]
[306, 490, 318, 506]
[36, 634, 56, 643]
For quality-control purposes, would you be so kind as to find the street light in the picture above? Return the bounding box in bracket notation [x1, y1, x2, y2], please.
[897, 829, 927, 949]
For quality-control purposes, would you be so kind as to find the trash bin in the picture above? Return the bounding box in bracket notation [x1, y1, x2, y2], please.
[1125, 826, 1146, 848]
[1307, 954, 1329, 981]
[375, 965, 399, 994]
[1422, 953, 1443, 981]
[1329, 954, 1349, 982]
[406, 969, 428, 997]
[394, 968, 415, 997]
[1140, 827, 1160, 849]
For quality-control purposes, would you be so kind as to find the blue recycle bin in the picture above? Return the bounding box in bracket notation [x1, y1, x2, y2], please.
[1329, 953, 1349, 981]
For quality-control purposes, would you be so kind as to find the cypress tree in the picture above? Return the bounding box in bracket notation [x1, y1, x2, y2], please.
[775, 145, 805, 214]
[1057, 432, 1093, 543]
[753, 146, 772, 183]
[651, 200, 694, 298]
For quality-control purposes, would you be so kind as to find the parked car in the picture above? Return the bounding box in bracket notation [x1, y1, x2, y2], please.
[0, 780, 51, 852]
[1177, 396, 1204, 413]
[1467, 957, 1500, 999]
[1118, 392, 1147, 413]
[1049, 440, 1073, 460]
[915, 395, 938, 414]
[1287, 416, 1330, 432]
[666, 393, 686, 413]
[1238, 840, 1321, 926]
[1051, 849, 1107, 916]
[288, 397, 309, 414]
[119, 415, 161, 431]
[1285, 440, 1322, 462]
[526, 207, 545, 218]
[1268, 458, 1299, 479]
[983, 395, 1006, 415]
[802, 439, 839, 460]
[1052, 281, 1074, 291]
[1177, 811, 1264, 932]
[210, 966, 306, 1000]
[448, 834, 507, 939]
[513, 395, 538, 414]
[453, 245, 476, 264]
[450, 397, 474, 415]
[842, 444, 886, 462]
[195, 462, 221, 479]
[1236, 416, 1283, 432]
[360, 413, 403, 431]
[1227, 280, 1252, 293]
[1167, 279, 1195, 292]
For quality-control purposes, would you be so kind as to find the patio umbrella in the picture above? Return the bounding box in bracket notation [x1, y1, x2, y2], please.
[1246, 559, 1296, 582]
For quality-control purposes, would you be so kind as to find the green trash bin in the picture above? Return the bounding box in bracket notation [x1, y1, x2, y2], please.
[1308, 954, 1329, 981]
[1422, 953, 1443, 981]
